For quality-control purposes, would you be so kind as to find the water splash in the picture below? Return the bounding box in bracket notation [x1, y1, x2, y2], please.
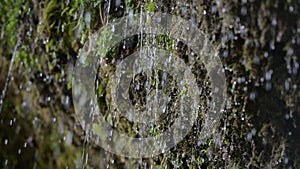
[0, 36, 21, 114]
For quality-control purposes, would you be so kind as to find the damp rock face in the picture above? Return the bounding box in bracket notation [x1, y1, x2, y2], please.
[0, 0, 299, 168]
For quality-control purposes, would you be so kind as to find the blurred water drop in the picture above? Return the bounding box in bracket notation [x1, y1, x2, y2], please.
[214, 87, 220, 93]
[260, 77, 265, 82]
[64, 96, 70, 111]
[42, 39, 49, 44]
[111, 25, 115, 33]
[221, 7, 226, 13]
[58, 120, 64, 135]
[285, 79, 291, 91]
[265, 82, 272, 91]
[211, 5, 218, 14]
[251, 128, 257, 136]
[65, 131, 73, 146]
[285, 114, 290, 120]
[235, 17, 241, 23]
[155, 15, 161, 23]
[241, 7, 247, 16]
[246, 132, 253, 141]
[292, 61, 299, 74]
[4, 139, 8, 145]
[272, 18, 277, 26]
[237, 77, 246, 84]
[181, 7, 187, 15]
[46, 96, 51, 102]
[85, 153, 89, 165]
[287, 48, 294, 56]
[265, 69, 273, 81]
[26, 87, 31, 92]
[254, 56, 260, 65]
[128, 10, 134, 27]
[297, 37, 300, 45]
[116, 0, 121, 8]
[249, 91, 257, 101]
[223, 50, 228, 57]
[284, 157, 289, 164]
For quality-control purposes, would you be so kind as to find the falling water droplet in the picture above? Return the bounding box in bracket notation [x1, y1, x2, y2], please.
[116, 0, 121, 7]
[285, 114, 290, 120]
[265, 82, 272, 91]
[46, 96, 51, 102]
[249, 91, 257, 101]
[285, 79, 290, 91]
[265, 69, 273, 81]
[293, 61, 299, 74]
[254, 56, 260, 65]
[65, 131, 73, 146]
[211, 5, 218, 14]
[272, 18, 277, 26]
[181, 7, 187, 15]
[128, 10, 134, 27]
[264, 52, 269, 58]
[241, 7, 247, 16]
[64, 96, 70, 110]
[237, 77, 246, 84]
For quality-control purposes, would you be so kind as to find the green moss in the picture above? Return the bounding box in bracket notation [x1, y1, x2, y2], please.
[147, 2, 156, 12]
[1, 0, 300, 168]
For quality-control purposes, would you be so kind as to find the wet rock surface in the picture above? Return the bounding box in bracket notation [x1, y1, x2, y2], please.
[0, 0, 299, 168]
